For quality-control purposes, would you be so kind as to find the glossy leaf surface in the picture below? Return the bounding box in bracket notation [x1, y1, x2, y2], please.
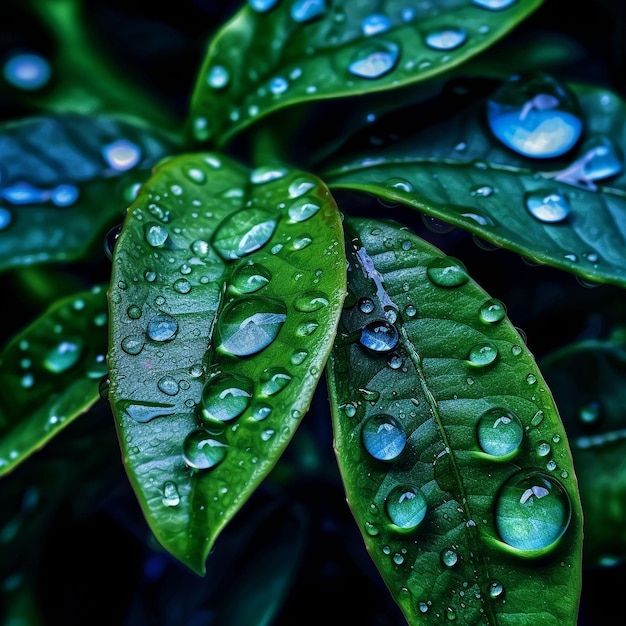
[327, 217, 582, 625]
[107, 153, 345, 574]
[0, 113, 177, 271]
[324, 80, 626, 288]
[0, 285, 108, 476]
[188, 0, 542, 147]
[541, 337, 626, 567]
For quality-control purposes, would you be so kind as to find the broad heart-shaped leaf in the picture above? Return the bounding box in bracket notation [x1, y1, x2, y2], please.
[188, 0, 543, 148]
[0, 285, 108, 476]
[0, 113, 178, 271]
[327, 217, 583, 625]
[540, 337, 626, 567]
[107, 152, 346, 575]
[323, 79, 626, 289]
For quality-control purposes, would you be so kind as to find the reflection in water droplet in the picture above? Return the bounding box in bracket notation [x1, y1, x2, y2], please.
[472, 0, 517, 9]
[157, 375, 179, 396]
[467, 342, 498, 367]
[536, 441, 551, 457]
[183, 428, 228, 470]
[358, 297, 375, 314]
[425, 29, 467, 51]
[361, 414, 406, 461]
[147, 313, 178, 342]
[102, 139, 142, 171]
[348, 42, 400, 79]
[3, 52, 51, 90]
[218, 298, 287, 357]
[162, 481, 180, 507]
[250, 402, 272, 421]
[201, 374, 254, 423]
[441, 548, 458, 567]
[289, 177, 316, 198]
[43, 339, 83, 373]
[260, 367, 292, 396]
[487, 73, 583, 158]
[525, 190, 570, 223]
[121, 335, 144, 355]
[269, 76, 289, 95]
[386, 484, 428, 531]
[360, 320, 399, 353]
[208, 65, 230, 89]
[361, 14, 392, 36]
[418, 601, 429, 614]
[291, 0, 326, 22]
[144, 222, 169, 247]
[250, 166, 287, 184]
[50, 184, 79, 207]
[294, 291, 329, 312]
[477, 408, 523, 457]
[213, 208, 278, 260]
[479, 299, 506, 324]
[288, 196, 321, 222]
[231, 261, 272, 294]
[488, 580, 504, 598]
[426, 257, 469, 288]
[495, 469, 571, 551]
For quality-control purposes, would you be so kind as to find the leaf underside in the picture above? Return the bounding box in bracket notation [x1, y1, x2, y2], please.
[327, 216, 582, 625]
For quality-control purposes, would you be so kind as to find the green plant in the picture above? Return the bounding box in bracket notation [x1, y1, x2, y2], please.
[2, 0, 626, 624]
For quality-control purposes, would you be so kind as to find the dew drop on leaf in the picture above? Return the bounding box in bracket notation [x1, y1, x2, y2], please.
[259, 366, 292, 396]
[250, 402, 272, 421]
[200, 374, 254, 423]
[230, 261, 272, 294]
[147, 313, 179, 342]
[144, 222, 170, 247]
[524, 190, 571, 223]
[212, 208, 278, 259]
[287, 196, 321, 222]
[43, 338, 83, 373]
[290, 0, 326, 22]
[3, 52, 51, 90]
[361, 14, 392, 36]
[467, 342, 498, 367]
[426, 257, 469, 288]
[479, 298, 506, 324]
[424, 29, 467, 51]
[477, 408, 523, 457]
[472, 0, 517, 9]
[162, 481, 180, 507]
[440, 548, 458, 568]
[288, 177, 316, 198]
[361, 414, 406, 461]
[385, 484, 428, 531]
[348, 42, 400, 79]
[102, 139, 142, 171]
[360, 320, 399, 353]
[488, 580, 504, 598]
[157, 375, 180, 396]
[183, 429, 229, 470]
[208, 65, 230, 89]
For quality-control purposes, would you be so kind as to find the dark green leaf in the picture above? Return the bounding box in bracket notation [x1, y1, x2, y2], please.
[0, 285, 108, 476]
[188, 0, 543, 148]
[0, 113, 178, 271]
[324, 79, 626, 289]
[541, 336, 626, 567]
[107, 153, 345, 575]
[327, 217, 582, 625]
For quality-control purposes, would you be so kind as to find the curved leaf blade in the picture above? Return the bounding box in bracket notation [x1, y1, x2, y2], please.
[107, 153, 345, 575]
[188, 0, 543, 147]
[0, 113, 178, 271]
[327, 217, 582, 625]
[324, 80, 626, 288]
[0, 285, 108, 476]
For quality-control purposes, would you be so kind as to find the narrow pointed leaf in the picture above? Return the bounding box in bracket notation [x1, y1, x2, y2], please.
[0, 113, 178, 271]
[327, 217, 582, 625]
[188, 0, 543, 148]
[324, 80, 626, 289]
[0, 285, 108, 476]
[107, 153, 345, 575]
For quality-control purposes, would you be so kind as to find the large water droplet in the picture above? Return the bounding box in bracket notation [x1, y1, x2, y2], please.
[157, 375, 180, 396]
[479, 299, 506, 324]
[385, 484, 428, 531]
[213, 208, 278, 260]
[287, 196, 321, 222]
[495, 469, 571, 552]
[361, 414, 406, 461]
[183, 428, 228, 470]
[440, 548, 458, 567]
[360, 320, 399, 353]
[102, 139, 141, 171]
[487, 73, 583, 158]
[218, 297, 286, 357]
[144, 222, 170, 248]
[424, 29, 467, 51]
[472, 0, 517, 9]
[348, 42, 400, 79]
[525, 189, 570, 223]
[467, 342, 498, 367]
[201, 374, 254, 423]
[260, 366, 292, 396]
[122, 400, 176, 423]
[43, 338, 83, 373]
[579, 135, 623, 182]
[488, 580, 504, 598]
[3, 52, 51, 90]
[477, 408, 523, 457]
[290, 0, 326, 22]
[147, 313, 178, 342]
[230, 260, 271, 294]
[426, 257, 469, 288]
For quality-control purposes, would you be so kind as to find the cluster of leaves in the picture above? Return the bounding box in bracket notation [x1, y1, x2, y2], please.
[2, 0, 626, 624]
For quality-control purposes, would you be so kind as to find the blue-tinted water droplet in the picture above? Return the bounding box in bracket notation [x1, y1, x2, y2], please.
[495, 470, 571, 552]
[213, 208, 278, 260]
[288, 177, 316, 198]
[288, 196, 321, 222]
[525, 190, 570, 223]
[122, 400, 176, 423]
[290, 0, 326, 22]
[250, 402, 272, 421]
[536, 441, 551, 457]
[269, 77, 289, 95]
[250, 166, 287, 184]
[121, 335, 144, 355]
[43, 338, 83, 373]
[201, 374, 254, 423]
[50, 184, 79, 207]
[0, 206, 11, 230]
[147, 313, 178, 342]
[425, 29, 467, 51]
[3, 52, 51, 90]
[426, 256, 469, 288]
[183, 428, 228, 470]
[385, 484, 428, 531]
[144, 222, 169, 247]
[472, 0, 517, 9]
[360, 320, 399, 353]
[361, 14, 392, 36]
[218, 297, 287, 357]
[208, 65, 230, 89]
[467, 342, 498, 367]
[102, 139, 142, 171]
[162, 481, 180, 507]
[579, 135, 623, 182]
[348, 41, 399, 79]
[441, 548, 458, 567]
[249, 0, 279, 11]
[488, 580, 504, 598]
[1, 181, 48, 205]
[487, 73, 583, 158]
[260, 366, 292, 396]
[579, 400, 601, 425]
[477, 408, 523, 457]
[361, 414, 406, 461]
[157, 375, 179, 396]
[358, 297, 375, 314]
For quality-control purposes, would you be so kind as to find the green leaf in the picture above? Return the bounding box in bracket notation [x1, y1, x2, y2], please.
[0, 113, 178, 271]
[540, 336, 626, 567]
[327, 217, 582, 625]
[0, 285, 108, 476]
[188, 0, 543, 148]
[324, 78, 626, 289]
[107, 153, 346, 575]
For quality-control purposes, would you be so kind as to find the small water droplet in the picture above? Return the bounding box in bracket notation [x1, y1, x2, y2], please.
[287, 196, 321, 222]
[418, 601, 429, 614]
[121, 335, 144, 355]
[162, 481, 180, 507]
[201, 374, 254, 423]
[531, 410, 544, 427]
[288, 177, 316, 198]
[348, 41, 400, 79]
[50, 184, 79, 207]
[425, 29, 467, 51]
[183, 428, 228, 470]
[477, 408, 523, 457]
[526, 373, 537, 385]
[250, 402, 272, 421]
[290, 349, 308, 365]
[385, 484, 428, 531]
[291, 234, 313, 250]
[441, 548, 458, 567]
[3, 52, 51, 90]
[122, 400, 176, 423]
[470, 184, 494, 197]
[360, 320, 399, 353]
[472, 0, 517, 9]
[479, 298, 506, 324]
[260, 366, 292, 396]
[144, 222, 169, 247]
[361, 14, 392, 36]
[213, 208, 278, 260]
[361, 414, 406, 461]
[43, 338, 83, 373]
[488, 580, 504, 598]
[269, 76, 289, 95]
[249, 0, 279, 11]
[102, 139, 141, 171]
[525, 189, 571, 223]
[579, 400, 601, 425]
[294, 291, 329, 312]
[358, 297, 375, 314]
[157, 375, 180, 396]
[467, 342, 498, 367]
[147, 313, 178, 342]
[208, 64, 230, 89]
[511, 345, 522, 356]
[230, 260, 272, 294]
[250, 166, 287, 184]
[426, 256, 469, 288]
[536, 441, 551, 457]
[290, 0, 326, 22]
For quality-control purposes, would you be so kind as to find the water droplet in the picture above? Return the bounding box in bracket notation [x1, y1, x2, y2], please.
[525, 189, 570, 223]
[213, 208, 278, 260]
[121, 335, 144, 355]
[387, 354, 403, 370]
[495, 470, 571, 552]
[43, 338, 83, 373]
[102, 139, 141, 171]
[472, 0, 517, 9]
[479, 299, 506, 324]
[361, 14, 392, 36]
[208, 65, 230, 89]
[477, 408, 523, 457]
[288, 177, 316, 198]
[287, 196, 321, 222]
[98, 376, 110, 399]
[426, 256, 469, 288]
[470, 184, 494, 197]
[144, 222, 169, 247]
[269, 76, 289, 95]
[425, 29, 467, 51]
[487, 73, 583, 158]
[511, 345, 522, 356]
[260, 367, 292, 396]
[348, 41, 400, 79]
[231, 260, 272, 294]
[157, 375, 179, 396]
[467, 342, 498, 367]
[0, 206, 12, 231]
[183, 165, 207, 185]
[578, 135, 622, 182]
[173, 278, 191, 294]
[162, 481, 180, 507]
[147, 313, 178, 342]
[423, 215, 456, 234]
[250, 166, 287, 184]
[446, 607, 456, 621]
[385, 484, 428, 531]
[294, 291, 329, 312]
[488, 580, 504, 598]
[50, 184, 79, 207]
[361, 414, 406, 461]
[526, 373, 537, 385]
[201, 374, 254, 423]
[358, 297, 375, 314]
[536, 441, 551, 457]
[249, 0, 279, 11]
[122, 400, 176, 423]
[579, 400, 601, 425]
[183, 428, 228, 470]
[3, 52, 51, 90]
[290, 0, 326, 22]
[441, 548, 458, 567]
[1, 181, 49, 205]
[218, 297, 286, 357]
[531, 410, 544, 427]
[418, 601, 429, 614]
[360, 320, 399, 353]
[290, 349, 308, 365]
[250, 402, 272, 421]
